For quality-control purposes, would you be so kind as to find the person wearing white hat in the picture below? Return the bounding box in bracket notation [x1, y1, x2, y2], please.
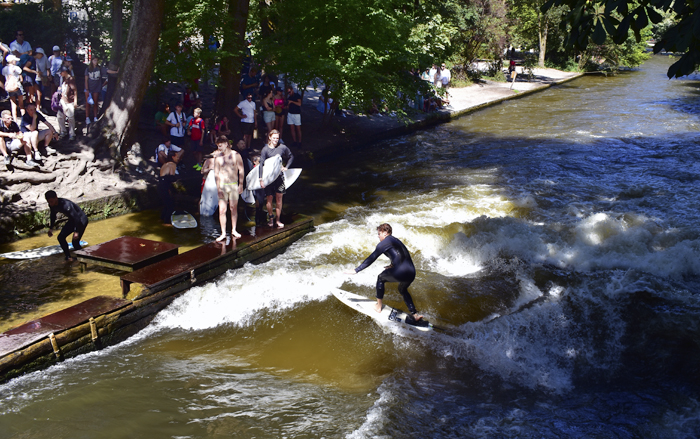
[33, 48, 49, 109]
[2, 54, 24, 121]
[48, 46, 63, 97]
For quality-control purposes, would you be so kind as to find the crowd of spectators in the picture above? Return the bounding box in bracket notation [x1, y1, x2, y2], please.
[152, 68, 306, 178]
[0, 30, 116, 170]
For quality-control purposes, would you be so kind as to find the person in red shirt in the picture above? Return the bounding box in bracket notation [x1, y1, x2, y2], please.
[188, 107, 205, 165]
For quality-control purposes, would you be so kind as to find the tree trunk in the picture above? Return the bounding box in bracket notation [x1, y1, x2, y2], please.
[538, 14, 548, 68]
[216, 0, 250, 121]
[111, 0, 124, 67]
[89, 0, 165, 161]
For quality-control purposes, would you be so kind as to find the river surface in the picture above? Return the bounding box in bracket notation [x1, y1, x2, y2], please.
[1, 55, 700, 438]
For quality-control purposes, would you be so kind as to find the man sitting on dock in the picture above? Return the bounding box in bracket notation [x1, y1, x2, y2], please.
[214, 136, 244, 241]
[45, 190, 88, 262]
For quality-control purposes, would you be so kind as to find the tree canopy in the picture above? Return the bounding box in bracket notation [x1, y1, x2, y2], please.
[542, 0, 698, 77]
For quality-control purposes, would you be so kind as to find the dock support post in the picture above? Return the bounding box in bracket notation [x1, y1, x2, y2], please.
[48, 333, 61, 359]
[89, 317, 99, 342]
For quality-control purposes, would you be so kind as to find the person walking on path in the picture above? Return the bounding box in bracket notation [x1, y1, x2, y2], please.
[214, 135, 244, 241]
[440, 63, 451, 104]
[346, 223, 423, 322]
[45, 190, 88, 262]
[258, 129, 293, 228]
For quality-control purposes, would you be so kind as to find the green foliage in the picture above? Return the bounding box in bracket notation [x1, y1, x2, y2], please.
[254, 0, 433, 114]
[0, 2, 67, 53]
[542, 0, 697, 77]
[522, 52, 537, 78]
[153, 0, 228, 88]
[578, 27, 651, 71]
[544, 56, 579, 71]
[438, 0, 510, 65]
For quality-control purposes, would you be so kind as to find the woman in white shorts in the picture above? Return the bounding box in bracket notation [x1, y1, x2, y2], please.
[261, 89, 275, 137]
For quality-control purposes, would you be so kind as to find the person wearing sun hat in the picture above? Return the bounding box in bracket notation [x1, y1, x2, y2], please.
[2, 54, 24, 121]
[32, 48, 49, 109]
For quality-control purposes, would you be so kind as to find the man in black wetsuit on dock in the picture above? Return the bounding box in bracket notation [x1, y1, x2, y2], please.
[45, 190, 88, 262]
[349, 223, 423, 321]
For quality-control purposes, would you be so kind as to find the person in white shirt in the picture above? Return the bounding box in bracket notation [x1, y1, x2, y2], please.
[428, 64, 437, 85]
[234, 92, 257, 150]
[165, 103, 187, 147]
[9, 31, 31, 58]
[2, 54, 24, 121]
[154, 138, 183, 167]
[440, 63, 451, 103]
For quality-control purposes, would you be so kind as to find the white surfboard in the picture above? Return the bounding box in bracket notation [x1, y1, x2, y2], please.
[0, 240, 88, 260]
[331, 288, 434, 333]
[199, 170, 218, 216]
[283, 168, 302, 189]
[171, 211, 197, 229]
[246, 155, 282, 191]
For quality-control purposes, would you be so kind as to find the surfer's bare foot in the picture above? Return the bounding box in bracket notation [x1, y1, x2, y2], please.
[216, 234, 226, 242]
[374, 302, 383, 313]
[276, 221, 284, 228]
[411, 313, 423, 321]
[65, 257, 75, 262]
[231, 230, 241, 238]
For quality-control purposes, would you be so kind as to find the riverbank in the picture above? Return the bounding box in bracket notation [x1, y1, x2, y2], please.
[0, 66, 581, 242]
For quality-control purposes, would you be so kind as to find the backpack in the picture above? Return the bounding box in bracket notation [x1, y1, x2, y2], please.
[51, 91, 62, 113]
[5, 74, 19, 93]
[188, 117, 204, 141]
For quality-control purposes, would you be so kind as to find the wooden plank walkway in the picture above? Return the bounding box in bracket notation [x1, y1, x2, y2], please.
[75, 236, 180, 272]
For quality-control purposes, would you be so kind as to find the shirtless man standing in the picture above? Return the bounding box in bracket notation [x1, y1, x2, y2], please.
[214, 135, 244, 241]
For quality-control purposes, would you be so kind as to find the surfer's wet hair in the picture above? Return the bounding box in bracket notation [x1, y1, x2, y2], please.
[45, 190, 57, 200]
[216, 135, 228, 145]
[377, 223, 392, 235]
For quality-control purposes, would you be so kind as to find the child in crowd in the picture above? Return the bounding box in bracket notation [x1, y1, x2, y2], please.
[188, 107, 205, 166]
[3, 54, 24, 121]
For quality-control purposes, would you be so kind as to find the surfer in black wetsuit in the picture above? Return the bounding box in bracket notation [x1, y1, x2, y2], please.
[45, 190, 88, 262]
[349, 223, 423, 321]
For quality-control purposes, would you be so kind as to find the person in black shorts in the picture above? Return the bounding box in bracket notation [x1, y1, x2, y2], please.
[258, 129, 293, 228]
[348, 223, 423, 321]
[45, 190, 88, 262]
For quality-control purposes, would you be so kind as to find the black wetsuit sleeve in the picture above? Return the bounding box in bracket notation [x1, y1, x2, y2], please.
[281, 145, 294, 168]
[355, 240, 389, 273]
[49, 206, 57, 229]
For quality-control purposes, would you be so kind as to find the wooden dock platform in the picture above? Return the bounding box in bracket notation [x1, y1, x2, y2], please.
[0, 215, 314, 383]
[75, 236, 180, 272]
